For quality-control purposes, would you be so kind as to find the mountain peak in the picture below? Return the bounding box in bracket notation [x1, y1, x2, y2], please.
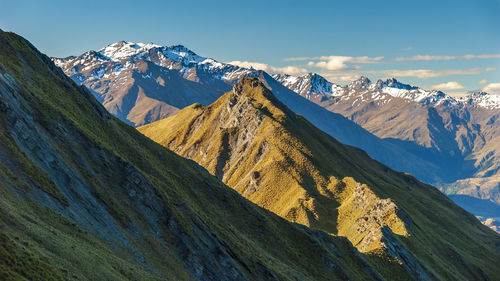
[459, 90, 500, 109]
[233, 77, 263, 95]
[233, 77, 281, 108]
[375, 77, 418, 90]
[98, 41, 161, 60]
[271, 72, 343, 98]
[348, 76, 371, 89]
[469, 90, 488, 97]
[169, 44, 195, 54]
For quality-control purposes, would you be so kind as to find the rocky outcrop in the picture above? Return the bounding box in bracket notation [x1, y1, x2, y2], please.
[339, 183, 410, 252]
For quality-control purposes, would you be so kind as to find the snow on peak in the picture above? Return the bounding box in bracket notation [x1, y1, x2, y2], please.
[458, 91, 500, 109]
[348, 76, 371, 89]
[169, 45, 195, 55]
[92, 41, 209, 65]
[272, 73, 344, 98]
[98, 41, 161, 60]
[53, 41, 259, 88]
[160, 45, 206, 64]
[307, 73, 340, 95]
[375, 78, 418, 90]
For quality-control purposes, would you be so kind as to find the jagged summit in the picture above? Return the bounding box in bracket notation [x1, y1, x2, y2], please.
[458, 90, 500, 109]
[348, 75, 372, 89]
[169, 44, 198, 55]
[276, 73, 461, 106]
[274, 72, 499, 110]
[272, 72, 343, 98]
[94, 41, 207, 64]
[97, 41, 162, 60]
[375, 78, 418, 90]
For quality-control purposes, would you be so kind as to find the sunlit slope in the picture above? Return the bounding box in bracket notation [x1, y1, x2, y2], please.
[140, 78, 500, 281]
[0, 30, 389, 280]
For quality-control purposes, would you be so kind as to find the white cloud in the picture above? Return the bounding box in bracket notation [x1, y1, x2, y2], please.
[431, 81, 464, 90]
[283, 57, 311, 62]
[369, 67, 495, 78]
[396, 54, 500, 61]
[228, 60, 308, 76]
[307, 58, 357, 71]
[306, 56, 384, 71]
[479, 79, 487, 84]
[483, 83, 500, 95]
[285, 55, 383, 62]
[275, 65, 309, 76]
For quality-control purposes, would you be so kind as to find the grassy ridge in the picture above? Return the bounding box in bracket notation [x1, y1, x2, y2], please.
[140, 78, 500, 281]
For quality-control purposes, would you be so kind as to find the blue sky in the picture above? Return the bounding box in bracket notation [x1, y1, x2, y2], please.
[1, 0, 499, 94]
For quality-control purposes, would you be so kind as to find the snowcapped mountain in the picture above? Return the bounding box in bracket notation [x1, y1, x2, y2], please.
[273, 74, 496, 108]
[54, 41, 249, 78]
[53, 41, 255, 126]
[272, 73, 343, 98]
[458, 91, 500, 110]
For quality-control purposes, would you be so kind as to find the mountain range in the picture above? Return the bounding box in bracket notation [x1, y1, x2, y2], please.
[2, 30, 500, 280]
[54, 41, 500, 228]
[0, 29, 400, 281]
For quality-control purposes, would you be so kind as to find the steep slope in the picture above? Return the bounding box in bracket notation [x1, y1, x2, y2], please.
[274, 74, 500, 229]
[0, 30, 393, 280]
[140, 78, 500, 281]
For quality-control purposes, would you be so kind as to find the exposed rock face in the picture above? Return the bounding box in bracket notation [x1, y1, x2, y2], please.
[139, 78, 500, 281]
